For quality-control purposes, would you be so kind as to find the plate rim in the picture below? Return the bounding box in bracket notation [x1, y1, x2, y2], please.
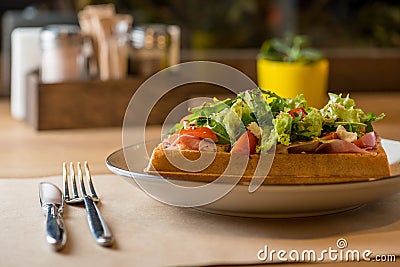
[106, 138, 400, 189]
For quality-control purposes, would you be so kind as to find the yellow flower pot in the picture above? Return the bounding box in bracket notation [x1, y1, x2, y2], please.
[257, 58, 329, 108]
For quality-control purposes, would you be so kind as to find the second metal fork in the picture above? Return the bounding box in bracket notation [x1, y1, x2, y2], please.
[63, 161, 114, 247]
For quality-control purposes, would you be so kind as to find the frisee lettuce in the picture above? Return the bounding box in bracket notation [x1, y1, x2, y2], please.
[285, 94, 307, 110]
[294, 107, 324, 139]
[321, 93, 385, 134]
[273, 112, 292, 145]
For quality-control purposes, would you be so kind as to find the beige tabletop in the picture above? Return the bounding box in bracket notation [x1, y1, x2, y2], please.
[2, 174, 400, 267]
[1, 92, 400, 266]
[0, 100, 161, 178]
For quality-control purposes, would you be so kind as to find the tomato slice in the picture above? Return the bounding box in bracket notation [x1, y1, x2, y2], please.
[288, 108, 307, 119]
[321, 132, 338, 140]
[179, 127, 218, 142]
[231, 130, 259, 155]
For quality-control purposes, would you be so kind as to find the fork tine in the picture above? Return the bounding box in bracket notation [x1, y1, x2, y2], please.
[84, 161, 99, 201]
[62, 162, 70, 201]
[70, 162, 80, 199]
[77, 162, 87, 196]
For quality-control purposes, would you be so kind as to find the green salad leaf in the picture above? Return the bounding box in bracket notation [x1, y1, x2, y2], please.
[364, 112, 385, 133]
[230, 97, 255, 127]
[240, 89, 277, 152]
[167, 88, 384, 151]
[273, 112, 292, 146]
[321, 93, 385, 134]
[212, 107, 245, 143]
[240, 89, 273, 127]
[188, 97, 233, 119]
[166, 123, 181, 136]
[285, 94, 307, 110]
[204, 118, 231, 144]
[260, 89, 287, 115]
[327, 93, 355, 108]
[294, 108, 324, 139]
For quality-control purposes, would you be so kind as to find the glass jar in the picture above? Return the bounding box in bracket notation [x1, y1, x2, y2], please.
[129, 24, 180, 76]
[40, 24, 86, 83]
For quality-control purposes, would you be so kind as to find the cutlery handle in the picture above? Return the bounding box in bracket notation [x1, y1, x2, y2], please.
[45, 204, 66, 251]
[83, 196, 114, 246]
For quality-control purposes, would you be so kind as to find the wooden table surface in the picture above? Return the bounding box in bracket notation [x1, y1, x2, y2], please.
[0, 100, 160, 178]
[1, 91, 400, 178]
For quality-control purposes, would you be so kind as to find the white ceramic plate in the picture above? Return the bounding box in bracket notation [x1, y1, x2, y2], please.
[106, 139, 400, 218]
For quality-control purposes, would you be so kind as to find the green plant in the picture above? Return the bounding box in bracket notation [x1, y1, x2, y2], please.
[259, 34, 324, 64]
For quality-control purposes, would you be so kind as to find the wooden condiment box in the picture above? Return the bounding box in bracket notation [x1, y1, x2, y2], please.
[26, 72, 144, 130]
[25, 72, 233, 130]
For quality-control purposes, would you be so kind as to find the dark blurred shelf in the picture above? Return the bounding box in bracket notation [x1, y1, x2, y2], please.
[181, 48, 400, 92]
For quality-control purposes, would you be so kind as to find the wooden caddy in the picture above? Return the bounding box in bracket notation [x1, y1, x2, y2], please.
[25, 72, 232, 130]
[25, 72, 144, 130]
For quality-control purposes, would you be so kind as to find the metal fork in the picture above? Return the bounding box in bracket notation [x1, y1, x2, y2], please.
[63, 161, 114, 247]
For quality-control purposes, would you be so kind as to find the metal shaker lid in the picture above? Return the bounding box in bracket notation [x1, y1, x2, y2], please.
[130, 24, 169, 50]
[40, 24, 83, 49]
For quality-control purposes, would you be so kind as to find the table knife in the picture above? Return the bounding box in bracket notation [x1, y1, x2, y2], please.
[39, 182, 66, 251]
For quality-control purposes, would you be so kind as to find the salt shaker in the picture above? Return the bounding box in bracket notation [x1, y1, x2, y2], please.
[40, 25, 86, 83]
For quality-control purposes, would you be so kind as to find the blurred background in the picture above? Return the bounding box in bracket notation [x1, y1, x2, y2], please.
[1, 0, 400, 96]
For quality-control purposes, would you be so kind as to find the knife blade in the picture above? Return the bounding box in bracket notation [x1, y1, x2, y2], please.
[39, 182, 66, 251]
